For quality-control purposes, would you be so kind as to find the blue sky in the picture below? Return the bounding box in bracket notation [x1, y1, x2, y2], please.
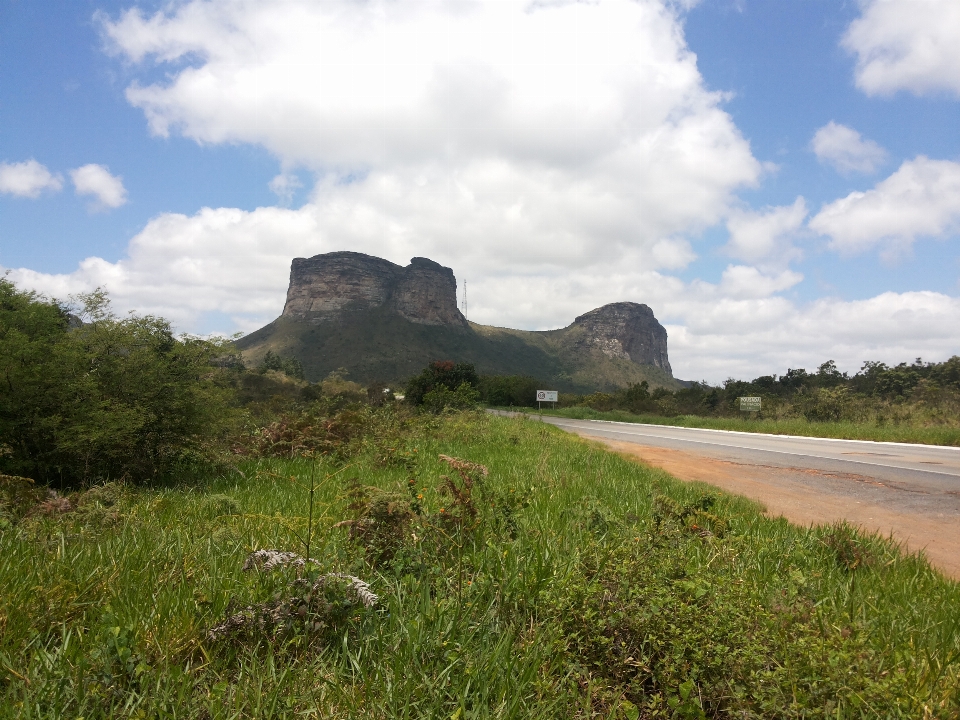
[2, 0, 959, 381]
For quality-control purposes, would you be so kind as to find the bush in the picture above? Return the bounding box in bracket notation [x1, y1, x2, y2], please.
[0, 280, 238, 485]
[477, 374, 541, 407]
[422, 382, 480, 413]
[256, 350, 304, 380]
[405, 361, 479, 406]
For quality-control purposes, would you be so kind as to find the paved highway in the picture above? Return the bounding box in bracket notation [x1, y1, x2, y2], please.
[531, 415, 960, 491]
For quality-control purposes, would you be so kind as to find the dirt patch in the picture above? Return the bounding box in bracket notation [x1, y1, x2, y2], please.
[594, 438, 960, 581]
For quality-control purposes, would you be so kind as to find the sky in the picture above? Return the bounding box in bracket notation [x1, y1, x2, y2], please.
[2, 0, 959, 383]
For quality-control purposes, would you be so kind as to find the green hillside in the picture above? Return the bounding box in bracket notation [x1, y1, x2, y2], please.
[235, 307, 681, 392]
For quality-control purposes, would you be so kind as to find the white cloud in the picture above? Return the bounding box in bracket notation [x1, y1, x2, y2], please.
[70, 164, 128, 210]
[810, 121, 887, 175]
[269, 173, 302, 205]
[843, 0, 960, 96]
[809, 156, 960, 258]
[5, 205, 323, 333]
[717, 265, 803, 299]
[98, 0, 760, 269]
[0, 159, 63, 198]
[725, 198, 807, 268]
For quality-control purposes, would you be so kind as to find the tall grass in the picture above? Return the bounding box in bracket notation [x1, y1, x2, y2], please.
[527, 406, 960, 446]
[1, 411, 958, 717]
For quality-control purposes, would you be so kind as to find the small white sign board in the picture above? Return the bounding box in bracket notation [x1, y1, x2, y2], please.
[739, 396, 761, 412]
[537, 390, 558, 402]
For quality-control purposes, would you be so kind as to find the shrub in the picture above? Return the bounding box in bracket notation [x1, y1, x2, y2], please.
[256, 350, 304, 380]
[0, 280, 239, 485]
[405, 361, 479, 406]
[422, 382, 480, 413]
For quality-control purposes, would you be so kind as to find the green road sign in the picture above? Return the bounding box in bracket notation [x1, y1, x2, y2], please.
[739, 396, 761, 412]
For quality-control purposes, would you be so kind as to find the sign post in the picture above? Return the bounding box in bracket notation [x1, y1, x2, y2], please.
[739, 396, 761, 418]
[536, 390, 558, 415]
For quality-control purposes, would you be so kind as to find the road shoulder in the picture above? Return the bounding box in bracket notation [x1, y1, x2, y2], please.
[593, 437, 960, 581]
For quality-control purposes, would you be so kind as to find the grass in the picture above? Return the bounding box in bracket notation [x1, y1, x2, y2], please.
[519, 405, 960, 446]
[1, 410, 959, 718]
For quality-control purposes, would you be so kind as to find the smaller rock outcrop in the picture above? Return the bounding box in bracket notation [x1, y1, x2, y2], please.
[570, 302, 671, 374]
[281, 251, 467, 327]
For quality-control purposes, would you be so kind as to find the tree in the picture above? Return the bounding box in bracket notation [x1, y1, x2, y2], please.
[0, 280, 238, 485]
[405, 361, 479, 406]
[257, 350, 304, 379]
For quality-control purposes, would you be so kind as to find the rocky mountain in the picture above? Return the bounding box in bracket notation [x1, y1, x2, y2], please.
[282, 252, 468, 328]
[237, 251, 680, 391]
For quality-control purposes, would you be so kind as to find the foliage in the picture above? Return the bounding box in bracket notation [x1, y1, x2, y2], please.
[541, 354, 960, 439]
[405, 360, 479, 406]
[422, 381, 481, 413]
[319, 368, 365, 400]
[232, 404, 373, 459]
[477, 374, 542, 408]
[1, 410, 958, 717]
[256, 350, 304, 380]
[0, 280, 239, 485]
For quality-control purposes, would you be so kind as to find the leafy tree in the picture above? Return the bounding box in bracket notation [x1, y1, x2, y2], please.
[422, 382, 481, 413]
[0, 280, 238, 485]
[257, 350, 304, 379]
[405, 361, 479, 406]
[929, 356, 960, 389]
[477, 375, 541, 407]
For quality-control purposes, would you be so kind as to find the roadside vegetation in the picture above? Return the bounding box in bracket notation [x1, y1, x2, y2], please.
[490, 358, 960, 446]
[2, 280, 959, 717]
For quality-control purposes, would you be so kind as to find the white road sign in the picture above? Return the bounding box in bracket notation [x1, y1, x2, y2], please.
[536, 390, 559, 402]
[739, 396, 761, 411]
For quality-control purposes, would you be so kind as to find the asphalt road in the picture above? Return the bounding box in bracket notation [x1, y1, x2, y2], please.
[531, 415, 960, 492]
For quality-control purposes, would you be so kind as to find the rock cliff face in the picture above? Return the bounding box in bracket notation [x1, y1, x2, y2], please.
[570, 302, 672, 375]
[243, 251, 676, 388]
[282, 251, 468, 328]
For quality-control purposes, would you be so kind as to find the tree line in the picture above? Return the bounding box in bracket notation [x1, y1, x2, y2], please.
[5, 276, 958, 487]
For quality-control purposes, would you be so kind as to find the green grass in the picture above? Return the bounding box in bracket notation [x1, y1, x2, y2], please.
[520, 405, 960, 446]
[1, 411, 958, 718]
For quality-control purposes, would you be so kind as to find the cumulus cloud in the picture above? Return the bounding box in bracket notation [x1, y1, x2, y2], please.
[70, 164, 128, 210]
[843, 0, 960, 96]
[724, 198, 806, 268]
[811, 121, 887, 175]
[98, 0, 760, 272]
[809, 156, 960, 258]
[0, 159, 63, 198]
[5, 205, 323, 333]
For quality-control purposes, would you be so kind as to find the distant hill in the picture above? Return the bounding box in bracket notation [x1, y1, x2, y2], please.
[236, 251, 683, 393]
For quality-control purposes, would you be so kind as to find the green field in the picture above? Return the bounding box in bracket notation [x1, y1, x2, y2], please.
[520, 406, 960, 447]
[2, 411, 958, 718]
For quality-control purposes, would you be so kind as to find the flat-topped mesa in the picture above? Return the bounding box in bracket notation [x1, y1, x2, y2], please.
[571, 302, 672, 375]
[281, 251, 468, 328]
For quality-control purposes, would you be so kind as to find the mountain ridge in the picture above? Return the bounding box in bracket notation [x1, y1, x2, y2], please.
[237, 252, 681, 392]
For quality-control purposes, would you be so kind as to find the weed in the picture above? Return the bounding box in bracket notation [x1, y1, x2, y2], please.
[822, 522, 875, 571]
[337, 478, 415, 566]
[208, 561, 377, 645]
[0, 474, 46, 524]
[201, 493, 241, 518]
